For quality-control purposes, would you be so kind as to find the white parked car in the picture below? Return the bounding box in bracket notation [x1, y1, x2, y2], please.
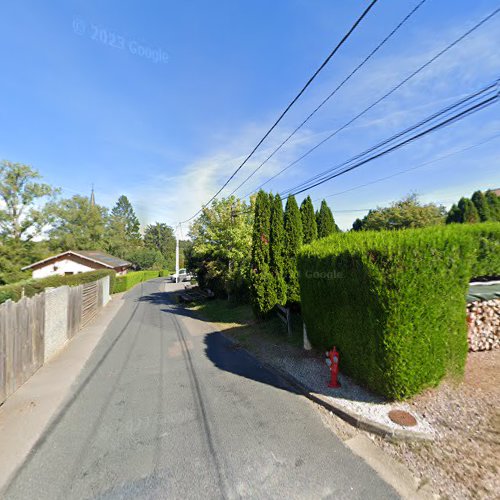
[169, 268, 192, 282]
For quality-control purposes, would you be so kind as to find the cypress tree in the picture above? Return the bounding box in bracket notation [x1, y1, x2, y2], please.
[485, 190, 500, 221]
[445, 204, 462, 224]
[352, 218, 364, 231]
[283, 195, 303, 304]
[250, 190, 276, 316]
[300, 196, 317, 244]
[471, 190, 491, 221]
[458, 197, 479, 223]
[316, 199, 337, 238]
[269, 194, 286, 306]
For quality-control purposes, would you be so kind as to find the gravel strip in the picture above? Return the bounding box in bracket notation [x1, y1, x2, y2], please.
[234, 329, 434, 437]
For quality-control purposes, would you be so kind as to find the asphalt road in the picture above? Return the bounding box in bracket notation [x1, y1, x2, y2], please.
[3, 279, 397, 499]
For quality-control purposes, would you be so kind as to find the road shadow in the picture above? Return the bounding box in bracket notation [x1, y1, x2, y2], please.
[203, 330, 299, 394]
[138, 289, 385, 404]
[138, 290, 299, 395]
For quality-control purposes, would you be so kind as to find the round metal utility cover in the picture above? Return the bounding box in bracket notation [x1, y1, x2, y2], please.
[388, 409, 417, 427]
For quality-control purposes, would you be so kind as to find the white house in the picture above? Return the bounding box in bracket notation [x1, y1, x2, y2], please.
[22, 250, 132, 279]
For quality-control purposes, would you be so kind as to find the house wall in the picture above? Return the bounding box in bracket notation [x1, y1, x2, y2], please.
[32, 258, 96, 279]
[116, 266, 129, 276]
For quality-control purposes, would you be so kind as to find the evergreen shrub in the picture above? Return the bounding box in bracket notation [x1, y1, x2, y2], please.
[297, 224, 485, 399]
[112, 270, 160, 293]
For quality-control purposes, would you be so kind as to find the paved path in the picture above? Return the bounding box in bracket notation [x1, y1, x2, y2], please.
[3, 280, 397, 499]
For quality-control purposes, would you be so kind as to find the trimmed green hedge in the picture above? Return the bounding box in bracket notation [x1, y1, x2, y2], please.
[297, 223, 497, 400]
[112, 270, 163, 293]
[0, 270, 116, 305]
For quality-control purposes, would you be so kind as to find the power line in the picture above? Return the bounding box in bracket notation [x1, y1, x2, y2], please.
[228, 0, 428, 197]
[280, 80, 498, 195]
[244, 6, 500, 198]
[287, 92, 499, 197]
[179, 0, 380, 224]
[280, 79, 499, 198]
[313, 132, 500, 203]
[227, 132, 500, 218]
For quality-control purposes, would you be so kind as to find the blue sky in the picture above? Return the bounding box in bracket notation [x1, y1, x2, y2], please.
[1, 0, 499, 231]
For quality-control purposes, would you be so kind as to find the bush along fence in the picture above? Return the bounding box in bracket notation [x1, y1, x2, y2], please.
[0, 269, 116, 305]
[0, 275, 111, 406]
[298, 222, 500, 400]
[112, 270, 167, 293]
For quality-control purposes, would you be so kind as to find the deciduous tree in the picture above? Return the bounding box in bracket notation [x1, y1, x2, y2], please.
[190, 196, 252, 300]
[0, 160, 57, 240]
[353, 194, 446, 231]
[47, 195, 108, 251]
[144, 222, 176, 269]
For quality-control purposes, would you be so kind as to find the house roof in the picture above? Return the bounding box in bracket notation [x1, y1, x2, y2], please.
[22, 250, 131, 271]
[76, 250, 131, 269]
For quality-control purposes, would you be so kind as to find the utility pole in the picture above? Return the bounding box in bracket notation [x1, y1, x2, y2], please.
[175, 224, 180, 284]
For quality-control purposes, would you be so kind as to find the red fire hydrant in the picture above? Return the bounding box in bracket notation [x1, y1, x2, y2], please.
[325, 347, 341, 388]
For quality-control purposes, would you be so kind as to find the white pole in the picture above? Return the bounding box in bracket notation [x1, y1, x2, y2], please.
[303, 323, 312, 350]
[175, 225, 180, 284]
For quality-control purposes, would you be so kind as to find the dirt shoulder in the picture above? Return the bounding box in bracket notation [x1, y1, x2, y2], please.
[377, 350, 499, 500]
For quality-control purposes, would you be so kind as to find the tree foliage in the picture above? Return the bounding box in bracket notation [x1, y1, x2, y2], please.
[471, 190, 491, 222]
[316, 199, 338, 238]
[0, 160, 57, 240]
[269, 194, 286, 306]
[353, 194, 446, 231]
[106, 195, 142, 257]
[190, 196, 252, 300]
[283, 195, 303, 304]
[47, 195, 109, 251]
[485, 190, 500, 220]
[250, 191, 276, 315]
[126, 247, 166, 270]
[0, 239, 50, 285]
[144, 222, 176, 270]
[300, 196, 317, 244]
[458, 197, 480, 224]
[446, 190, 500, 224]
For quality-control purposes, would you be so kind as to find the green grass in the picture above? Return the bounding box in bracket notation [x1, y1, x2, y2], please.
[188, 299, 304, 349]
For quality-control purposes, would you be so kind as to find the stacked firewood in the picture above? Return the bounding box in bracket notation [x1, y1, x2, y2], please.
[466, 299, 500, 351]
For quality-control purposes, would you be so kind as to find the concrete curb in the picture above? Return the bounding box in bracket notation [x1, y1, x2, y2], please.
[218, 332, 433, 442]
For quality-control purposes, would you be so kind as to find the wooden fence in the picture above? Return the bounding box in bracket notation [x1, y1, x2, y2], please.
[67, 285, 82, 339]
[0, 294, 45, 405]
[0, 276, 109, 406]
